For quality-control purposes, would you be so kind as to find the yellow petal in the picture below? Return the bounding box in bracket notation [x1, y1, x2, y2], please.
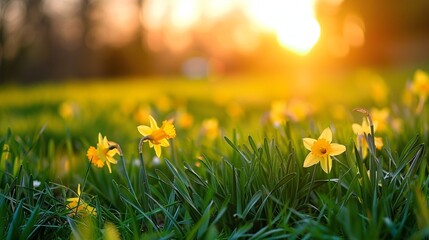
[319, 128, 332, 143]
[104, 222, 120, 240]
[67, 197, 79, 202]
[303, 153, 320, 167]
[372, 121, 379, 132]
[154, 145, 162, 158]
[102, 136, 109, 149]
[107, 156, 118, 164]
[149, 115, 159, 129]
[361, 144, 368, 159]
[160, 139, 170, 147]
[107, 149, 119, 157]
[320, 156, 333, 173]
[77, 184, 81, 196]
[98, 133, 103, 144]
[329, 143, 346, 156]
[352, 124, 362, 135]
[374, 137, 383, 149]
[303, 138, 316, 151]
[137, 125, 153, 136]
[106, 161, 112, 173]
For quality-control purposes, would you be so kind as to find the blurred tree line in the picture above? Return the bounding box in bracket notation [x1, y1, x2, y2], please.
[0, 0, 428, 83]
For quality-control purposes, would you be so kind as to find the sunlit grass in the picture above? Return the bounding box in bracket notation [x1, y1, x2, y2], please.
[0, 70, 428, 239]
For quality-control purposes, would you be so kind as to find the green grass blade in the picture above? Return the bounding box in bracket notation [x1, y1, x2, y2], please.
[19, 204, 41, 240]
[6, 200, 24, 240]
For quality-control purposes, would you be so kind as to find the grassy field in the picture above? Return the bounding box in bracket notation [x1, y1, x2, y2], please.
[1, 69, 429, 239]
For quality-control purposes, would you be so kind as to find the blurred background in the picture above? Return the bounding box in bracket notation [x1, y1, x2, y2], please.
[0, 0, 428, 83]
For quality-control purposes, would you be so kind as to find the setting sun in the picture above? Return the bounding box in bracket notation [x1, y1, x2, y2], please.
[245, 0, 321, 55]
[142, 0, 322, 56]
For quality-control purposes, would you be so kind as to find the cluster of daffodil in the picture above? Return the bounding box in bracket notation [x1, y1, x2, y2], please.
[66, 67, 429, 214]
[66, 115, 176, 216]
[302, 108, 387, 174]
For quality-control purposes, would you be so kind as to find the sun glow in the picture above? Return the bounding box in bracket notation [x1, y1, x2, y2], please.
[142, 0, 322, 56]
[245, 0, 320, 55]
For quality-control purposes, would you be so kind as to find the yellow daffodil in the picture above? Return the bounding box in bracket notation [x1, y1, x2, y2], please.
[137, 115, 176, 158]
[201, 118, 220, 140]
[134, 105, 151, 124]
[286, 99, 311, 122]
[227, 102, 244, 120]
[67, 184, 96, 216]
[176, 108, 194, 129]
[86, 133, 119, 173]
[352, 118, 383, 159]
[1, 144, 10, 161]
[59, 101, 79, 120]
[104, 222, 121, 240]
[370, 108, 389, 132]
[269, 100, 287, 126]
[412, 69, 429, 100]
[303, 128, 346, 173]
[411, 69, 429, 113]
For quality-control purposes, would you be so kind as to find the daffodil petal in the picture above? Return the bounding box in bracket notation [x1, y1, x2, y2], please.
[160, 139, 170, 147]
[319, 128, 332, 143]
[67, 197, 80, 202]
[138, 125, 153, 136]
[106, 161, 112, 173]
[149, 115, 159, 129]
[303, 138, 316, 151]
[154, 145, 162, 158]
[103, 136, 109, 147]
[362, 145, 368, 159]
[107, 149, 119, 157]
[374, 137, 383, 149]
[352, 124, 362, 135]
[107, 156, 118, 164]
[372, 121, 379, 132]
[98, 133, 103, 144]
[320, 156, 332, 173]
[303, 153, 320, 167]
[330, 143, 346, 156]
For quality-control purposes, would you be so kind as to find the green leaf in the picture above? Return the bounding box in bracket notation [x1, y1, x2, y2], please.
[19, 204, 41, 240]
[7, 200, 24, 240]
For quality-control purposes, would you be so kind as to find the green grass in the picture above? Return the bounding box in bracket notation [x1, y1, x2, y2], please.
[0, 71, 429, 239]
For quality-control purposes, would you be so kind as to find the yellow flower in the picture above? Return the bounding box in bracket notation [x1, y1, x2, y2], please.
[352, 118, 383, 159]
[59, 101, 79, 120]
[411, 69, 429, 114]
[137, 115, 176, 158]
[87, 133, 119, 173]
[269, 100, 287, 126]
[227, 102, 244, 120]
[411, 69, 429, 100]
[176, 108, 194, 129]
[104, 222, 121, 240]
[303, 128, 346, 173]
[201, 118, 220, 140]
[67, 184, 96, 216]
[370, 108, 389, 132]
[286, 99, 311, 122]
[1, 144, 10, 161]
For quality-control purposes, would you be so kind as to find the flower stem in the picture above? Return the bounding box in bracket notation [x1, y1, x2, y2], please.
[120, 154, 137, 198]
[138, 137, 159, 230]
[74, 156, 92, 218]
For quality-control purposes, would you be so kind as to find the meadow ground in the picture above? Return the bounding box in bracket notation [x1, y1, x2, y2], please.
[0, 69, 429, 239]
